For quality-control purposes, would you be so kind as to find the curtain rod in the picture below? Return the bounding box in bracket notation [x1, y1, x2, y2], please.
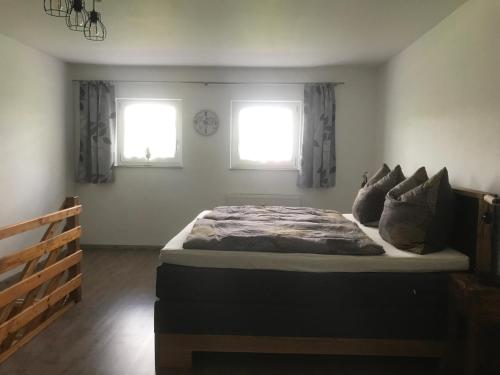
[72, 79, 345, 86]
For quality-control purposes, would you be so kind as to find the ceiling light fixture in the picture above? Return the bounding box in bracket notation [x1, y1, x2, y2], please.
[66, 0, 89, 32]
[43, 0, 107, 41]
[84, 0, 106, 41]
[44, 0, 71, 17]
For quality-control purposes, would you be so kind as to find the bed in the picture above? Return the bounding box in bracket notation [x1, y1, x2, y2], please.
[155, 188, 496, 369]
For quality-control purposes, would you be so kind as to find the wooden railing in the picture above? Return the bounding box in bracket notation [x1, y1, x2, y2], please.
[0, 197, 82, 364]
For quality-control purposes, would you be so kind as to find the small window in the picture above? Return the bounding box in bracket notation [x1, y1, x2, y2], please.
[230, 100, 302, 170]
[116, 99, 182, 167]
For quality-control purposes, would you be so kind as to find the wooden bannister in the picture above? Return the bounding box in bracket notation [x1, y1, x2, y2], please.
[0, 197, 82, 364]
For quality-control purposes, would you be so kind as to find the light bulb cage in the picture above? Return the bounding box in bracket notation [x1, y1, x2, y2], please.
[84, 10, 107, 41]
[44, 0, 107, 40]
[66, 0, 89, 32]
[44, 0, 71, 17]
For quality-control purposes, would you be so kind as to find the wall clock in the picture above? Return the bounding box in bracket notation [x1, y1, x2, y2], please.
[193, 110, 219, 136]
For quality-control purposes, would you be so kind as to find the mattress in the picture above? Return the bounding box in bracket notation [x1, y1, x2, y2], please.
[160, 211, 469, 273]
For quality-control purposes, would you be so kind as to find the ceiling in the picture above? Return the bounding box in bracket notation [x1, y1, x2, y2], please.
[0, 0, 467, 67]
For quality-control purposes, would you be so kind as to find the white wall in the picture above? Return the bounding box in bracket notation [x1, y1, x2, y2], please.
[0, 34, 72, 254]
[70, 65, 379, 246]
[378, 0, 500, 192]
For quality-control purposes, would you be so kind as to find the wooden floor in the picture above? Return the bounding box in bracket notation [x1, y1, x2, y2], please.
[0, 249, 441, 375]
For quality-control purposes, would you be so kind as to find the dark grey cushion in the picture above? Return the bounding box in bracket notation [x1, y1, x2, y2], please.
[352, 165, 405, 225]
[387, 167, 428, 200]
[366, 163, 390, 186]
[379, 168, 455, 254]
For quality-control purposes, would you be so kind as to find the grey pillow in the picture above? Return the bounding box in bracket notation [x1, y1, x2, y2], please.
[387, 167, 428, 200]
[352, 165, 405, 225]
[379, 168, 454, 254]
[366, 163, 390, 186]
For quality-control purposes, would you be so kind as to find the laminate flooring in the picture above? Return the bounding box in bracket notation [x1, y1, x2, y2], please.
[0, 248, 440, 375]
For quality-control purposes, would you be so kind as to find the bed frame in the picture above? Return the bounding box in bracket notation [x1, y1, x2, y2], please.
[0, 197, 82, 364]
[155, 188, 497, 369]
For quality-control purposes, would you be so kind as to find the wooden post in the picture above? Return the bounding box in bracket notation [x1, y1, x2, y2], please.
[67, 197, 82, 303]
[155, 334, 193, 369]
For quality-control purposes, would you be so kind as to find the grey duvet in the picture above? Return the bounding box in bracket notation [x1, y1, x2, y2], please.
[183, 206, 384, 255]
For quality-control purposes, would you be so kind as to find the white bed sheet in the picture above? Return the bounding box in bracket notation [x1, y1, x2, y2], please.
[159, 211, 469, 273]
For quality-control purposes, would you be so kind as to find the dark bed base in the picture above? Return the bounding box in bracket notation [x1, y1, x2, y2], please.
[155, 188, 496, 369]
[156, 264, 449, 340]
[155, 265, 451, 368]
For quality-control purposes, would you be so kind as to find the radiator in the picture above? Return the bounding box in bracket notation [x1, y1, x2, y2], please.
[225, 194, 302, 207]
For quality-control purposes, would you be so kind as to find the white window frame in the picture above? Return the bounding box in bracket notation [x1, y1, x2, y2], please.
[230, 100, 302, 170]
[116, 98, 183, 168]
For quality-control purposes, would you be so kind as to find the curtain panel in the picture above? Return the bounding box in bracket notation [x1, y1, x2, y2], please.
[297, 83, 336, 188]
[76, 81, 116, 183]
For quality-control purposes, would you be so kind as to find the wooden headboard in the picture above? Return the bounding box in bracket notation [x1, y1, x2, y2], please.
[450, 188, 499, 282]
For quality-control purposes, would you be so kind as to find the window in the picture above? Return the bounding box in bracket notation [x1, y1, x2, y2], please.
[230, 100, 302, 170]
[116, 99, 182, 167]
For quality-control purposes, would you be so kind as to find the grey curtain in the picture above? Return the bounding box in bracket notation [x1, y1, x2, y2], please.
[77, 81, 116, 183]
[298, 83, 336, 188]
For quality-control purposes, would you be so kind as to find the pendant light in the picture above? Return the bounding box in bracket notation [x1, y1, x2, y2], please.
[84, 0, 106, 41]
[66, 0, 89, 32]
[43, 0, 108, 40]
[44, 0, 71, 17]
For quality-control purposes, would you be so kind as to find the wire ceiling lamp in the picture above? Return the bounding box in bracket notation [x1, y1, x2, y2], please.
[44, 0, 71, 17]
[44, 0, 107, 41]
[66, 0, 89, 32]
[84, 0, 106, 41]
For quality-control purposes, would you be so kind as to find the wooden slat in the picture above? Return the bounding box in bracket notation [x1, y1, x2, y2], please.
[21, 198, 83, 340]
[453, 188, 490, 199]
[0, 227, 81, 274]
[16, 246, 65, 316]
[0, 258, 42, 324]
[160, 334, 445, 358]
[0, 275, 81, 342]
[475, 199, 493, 276]
[0, 200, 77, 348]
[0, 209, 70, 326]
[0, 197, 83, 363]
[157, 333, 446, 368]
[0, 302, 74, 364]
[12, 223, 75, 325]
[0, 205, 82, 241]
[66, 197, 82, 303]
[8, 247, 67, 341]
[0, 251, 82, 309]
[484, 194, 500, 206]
[39, 198, 75, 243]
[18, 213, 63, 280]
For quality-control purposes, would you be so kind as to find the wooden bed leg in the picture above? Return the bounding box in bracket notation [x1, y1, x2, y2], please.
[156, 334, 192, 369]
[160, 349, 192, 369]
